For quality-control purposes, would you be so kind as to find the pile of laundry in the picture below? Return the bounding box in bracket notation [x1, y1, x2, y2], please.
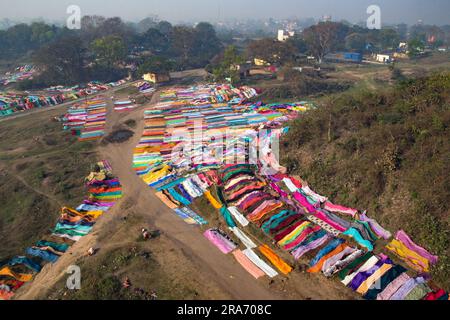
[114, 100, 136, 112]
[0, 160, 123, 300]
[0, 65, 36, 86]
[61, 97, 107, 141]
[135, 81, 156, 94]
[130, 83, 448, 300]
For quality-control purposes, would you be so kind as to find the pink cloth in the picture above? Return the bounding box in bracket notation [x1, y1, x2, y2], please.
[377, 273, 411, 300]
[203, 229, 236, 254]
[313, 210, 348, 232]
[293, 192, 317, 214]
[396, 230, 439, 265]
[324, 201, 358, 217]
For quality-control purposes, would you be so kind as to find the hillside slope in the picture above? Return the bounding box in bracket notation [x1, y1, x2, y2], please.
[281, 72, 450, 289]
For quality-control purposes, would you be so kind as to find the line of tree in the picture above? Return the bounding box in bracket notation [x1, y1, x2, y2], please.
[2, 17, 223, 88]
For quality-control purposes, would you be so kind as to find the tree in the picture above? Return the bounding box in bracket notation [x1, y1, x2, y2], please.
[302, 22, 349, 63]
[408, 38, 425, 58]
[170, 26, 196, 67]
[212, 45, 245, 84]
[380, 28, 400, 50]
[192, 22, 223, 65]
[247, 38, 296, 65]
[33, 35, 86, 85]
[91, 35, 127, 68]
[141, 28, 170, 54]
[137, 56, 175, 77]
[345, 33, 367, 52]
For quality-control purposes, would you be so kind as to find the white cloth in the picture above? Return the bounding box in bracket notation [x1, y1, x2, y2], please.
[228, 206, 249, 227]
[230, 227, 256, 249]
[282, 178, 299, 193]
[301, 185, 328, 203]
[243, 249, 278, 278]
[342, 256, 379, 286]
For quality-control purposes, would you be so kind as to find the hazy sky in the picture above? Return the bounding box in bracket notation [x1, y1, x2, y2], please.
[1, 0, 449, 25]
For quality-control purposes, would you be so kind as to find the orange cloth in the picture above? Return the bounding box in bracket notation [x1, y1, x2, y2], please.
[308, 244, 348, 273]
[232, 250, 265, 279]
[258, 245, 292, 275]
[155, 192, 179, 209]
[0, 267, 33, 282]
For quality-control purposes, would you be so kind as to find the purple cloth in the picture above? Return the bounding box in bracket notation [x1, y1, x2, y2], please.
[349, 257, 393, 291]
[389, 277, 426, 300]
[204, 229, 237, 254]
[359, 213, 392, 240]
[292, 234, 332, 260]
[396, 230, 438, 265]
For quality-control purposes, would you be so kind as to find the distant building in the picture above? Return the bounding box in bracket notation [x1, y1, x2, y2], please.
[254, 58, 270, 66]
[374, 54, 393, 64]
[277, 29, 295, 42]
[143, 72, 171, 84]
[322, 15, 332, 22]
[325, 52, 363, 63]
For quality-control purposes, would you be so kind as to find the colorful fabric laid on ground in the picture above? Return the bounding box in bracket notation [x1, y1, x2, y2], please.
[204, 229, 238, 254]
[128, 84, 446, 300]
[114, 100, 136, 112]
[0, 160, 122, 300]
[1, 79, 127, 117]
[385, 230, 438, 273]
[232, 250, 265, 279]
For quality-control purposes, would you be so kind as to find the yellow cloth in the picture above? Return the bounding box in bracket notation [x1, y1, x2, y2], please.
[204, 190, 222, 209]
[258, 245, 292, 275]
[356, 263, 393, 295]
[386, 239, 430, 272]
[0, 267, 33, 282]
[278, 221, 311, 246]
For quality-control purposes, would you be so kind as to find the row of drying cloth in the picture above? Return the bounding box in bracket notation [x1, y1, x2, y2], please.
[113, 100, 137, 112]
[0, 65, 36, 86]
[216, 163, 446, 300]
[62, 97, 107, 141]
[0, 79, 126, 117]
[130, 86, 326, 281]
[132, 85, 445, 299]
[0, 160, 123, 300]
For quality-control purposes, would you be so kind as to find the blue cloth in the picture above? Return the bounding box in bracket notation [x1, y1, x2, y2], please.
[9, 256, 42, 272]
[167, 188, 191, 206]
[26, 247, 59, 263]
[309, 238, 345, 267]
[343, 228, 374, 251]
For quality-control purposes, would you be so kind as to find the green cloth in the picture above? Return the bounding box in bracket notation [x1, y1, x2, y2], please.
[220, 206, 237, 228]
[338, 252, 373, 280]
[404, 283, 432, 300]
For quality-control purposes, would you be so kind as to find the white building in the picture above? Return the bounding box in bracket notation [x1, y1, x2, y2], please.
[375, 54, 393, 63]
[277, 30, 295, 42]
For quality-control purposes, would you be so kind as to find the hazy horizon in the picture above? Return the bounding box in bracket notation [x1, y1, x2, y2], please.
[0, 0, 449, 26]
